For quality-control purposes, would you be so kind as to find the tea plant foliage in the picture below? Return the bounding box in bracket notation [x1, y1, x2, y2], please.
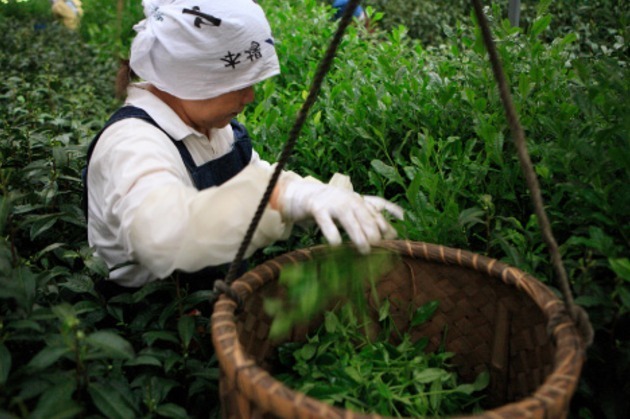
[264, 247, 399, 340]
[0, 9, 220, 418]
[275, 301, 489, 417]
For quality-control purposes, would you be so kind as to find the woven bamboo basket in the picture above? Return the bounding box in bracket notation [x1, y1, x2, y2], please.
[211, 240, 586, 418]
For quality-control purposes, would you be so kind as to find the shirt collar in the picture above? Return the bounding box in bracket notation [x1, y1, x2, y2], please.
[125, 83, 206, 141]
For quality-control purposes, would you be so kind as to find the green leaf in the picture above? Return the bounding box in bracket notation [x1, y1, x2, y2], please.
[531, 15, 552, 37]
[59, 274, 94, 294]
[51, 303, 79, 326]
[376, 381, 394, 399]
[266, 247, 398, 339]
[307, 383, 349, 401]
[11, 266, 37, 309]
[558, 32, 578, 47]
[429, 379, 443, 412]
[298, 343, 317, 361]
[132, 280, 174, 303]
[164, 352, 184, 373]
[458, 207, 485, 229]
[472, 370, 490, 391]
[86, 331, 134, 359]
[413, 337, 429, 352]
[73, 300, 103, 316]
[142, 330, 179, 346]
[27, 346, 72, 371]
[411, 301, 439, 327]
[88, 382, 137, 419]
[371, 159, 404, 185]
[344, 366, 363, 384]
[324, 310, 339, 333]
[6, 319, 44, 333]
[125, 355, 163, 368]
[155, 403, 189, 419]
[454, 383, 475, 395]
[414, 368, 446, 384]
[312, 110, 321, 125]
[567, 227, 616, 255]
[0, 344, 11, 385]
[378, 299, 391, 322]
[30, 379, 80, 419]
[178, 315, 195, 350]
[610, 258, 630, 282]
[36, 242, 66, 257]
[84, 255, 109, 277]
[189, 368, 220, 381]
[29, 216, 57, 241]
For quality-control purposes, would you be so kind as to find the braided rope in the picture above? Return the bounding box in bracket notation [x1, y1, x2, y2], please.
[214, 0, 365, 303]
[471, 0, 593, 346]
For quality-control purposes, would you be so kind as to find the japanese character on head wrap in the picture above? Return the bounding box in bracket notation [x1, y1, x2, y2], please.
[130, 0, 280, 100]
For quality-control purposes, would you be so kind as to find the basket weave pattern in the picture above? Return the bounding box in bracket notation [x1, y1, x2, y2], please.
[212, 240, 585, 418]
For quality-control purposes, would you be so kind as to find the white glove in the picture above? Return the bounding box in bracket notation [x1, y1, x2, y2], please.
[277, 179, 404, 254]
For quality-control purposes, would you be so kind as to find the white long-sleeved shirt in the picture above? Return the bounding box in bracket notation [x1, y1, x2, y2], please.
[86, 84, 294, 287]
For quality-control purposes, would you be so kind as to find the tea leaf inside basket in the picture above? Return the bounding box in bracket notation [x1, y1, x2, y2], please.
[274, 301, 489, 417]
[264, 247, 399, 340]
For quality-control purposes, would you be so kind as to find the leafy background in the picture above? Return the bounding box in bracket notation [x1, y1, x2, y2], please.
[0, 0, 628, 417]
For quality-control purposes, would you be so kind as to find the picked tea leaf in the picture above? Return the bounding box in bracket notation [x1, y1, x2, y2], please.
[274, 301, 489, 417]
[264, 246, 399, 339]
[411, 300, 439, 327]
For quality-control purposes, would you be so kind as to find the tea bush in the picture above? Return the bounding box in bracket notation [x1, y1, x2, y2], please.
[0, 0, 628, 418]
[0, 13, 221, 419]
[361, 0, 627, 60]
[366, 0, 471, 44]
[0, 0, 50, 20]
[78, 0, 144, 61]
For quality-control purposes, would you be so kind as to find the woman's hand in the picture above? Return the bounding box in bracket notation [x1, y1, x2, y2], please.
[274, 179, 404, 254]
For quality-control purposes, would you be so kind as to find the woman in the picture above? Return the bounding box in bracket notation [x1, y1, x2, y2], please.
[50, 0, 83, 30]
[84, 0, 403, 296]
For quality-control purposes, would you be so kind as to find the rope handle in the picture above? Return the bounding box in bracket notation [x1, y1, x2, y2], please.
[471, 0, 593, 346]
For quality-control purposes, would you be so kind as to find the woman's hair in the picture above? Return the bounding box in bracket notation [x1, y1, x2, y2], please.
[115, 59, 138, 100]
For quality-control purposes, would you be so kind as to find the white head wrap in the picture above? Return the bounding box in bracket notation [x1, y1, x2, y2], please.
[130, 0, 280, 100]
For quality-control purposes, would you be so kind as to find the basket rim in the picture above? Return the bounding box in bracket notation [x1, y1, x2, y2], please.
[211, 240, 586, 419]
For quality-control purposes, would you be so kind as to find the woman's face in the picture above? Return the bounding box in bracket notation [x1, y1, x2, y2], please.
[176, 86, 255, 134]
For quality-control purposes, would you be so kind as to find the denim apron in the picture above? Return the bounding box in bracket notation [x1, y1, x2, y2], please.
[83, 106, 252, 299]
